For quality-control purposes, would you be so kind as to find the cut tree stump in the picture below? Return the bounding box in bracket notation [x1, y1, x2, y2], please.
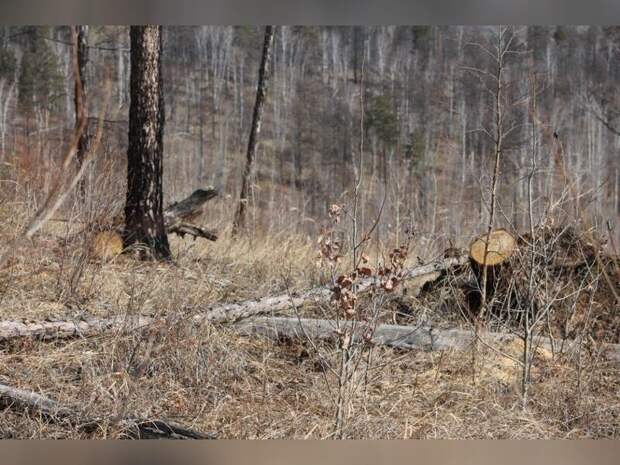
[469, 228, 517, 267]
[0, 382, 215, 439]
[0, 254, 469, 342]
[467, 229, 518, 314]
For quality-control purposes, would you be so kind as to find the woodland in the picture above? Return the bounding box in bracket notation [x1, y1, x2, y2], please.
[0, 25, 618, 439]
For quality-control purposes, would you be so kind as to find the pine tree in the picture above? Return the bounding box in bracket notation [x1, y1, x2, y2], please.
[124, 26, 171, 260]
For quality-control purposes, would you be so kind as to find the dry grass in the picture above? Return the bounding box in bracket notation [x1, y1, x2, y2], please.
[0, 186, 618, 439]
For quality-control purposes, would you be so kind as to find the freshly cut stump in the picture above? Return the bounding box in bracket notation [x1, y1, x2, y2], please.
[467, 229, 518, 315]
[469, 228, 517, 266]
[92, 231, 124, 260]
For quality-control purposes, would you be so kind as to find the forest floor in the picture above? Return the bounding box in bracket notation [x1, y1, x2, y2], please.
[0, 203, 619, 439]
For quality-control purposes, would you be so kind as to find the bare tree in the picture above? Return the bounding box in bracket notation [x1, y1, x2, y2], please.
[463, 26, 529, 382]
[124, 26, 171, 260]
[232, 26, 275, 236]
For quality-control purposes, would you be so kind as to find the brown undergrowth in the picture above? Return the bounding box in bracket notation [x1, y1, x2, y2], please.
[0, 189, 618, 439]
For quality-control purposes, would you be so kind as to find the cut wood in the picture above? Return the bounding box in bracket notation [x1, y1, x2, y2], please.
[0, 382, 214, 439]
[52, 188, 220, 258]
[92, 230, 124, 260]
[234, 316, 620, 362]
[469, 228, 517, 266]
[468, 229, 518, 315]
[0, 254, 469, 342]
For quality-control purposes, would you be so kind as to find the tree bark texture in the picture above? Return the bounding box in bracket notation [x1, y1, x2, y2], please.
[124, 26, 171, 260]
[74, 25, 89, 168]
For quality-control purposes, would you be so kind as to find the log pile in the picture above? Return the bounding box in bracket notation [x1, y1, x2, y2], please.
[2, 225, 619, 438]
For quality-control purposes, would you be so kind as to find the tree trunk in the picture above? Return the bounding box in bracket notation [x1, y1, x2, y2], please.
[73, 25, 89, 197]
[232, 26, 275, 235]
[0, 382, 214, 439]
[124, 26, 171, 260]
[0, 253, 469, 342]
[235, 317, 620, 362]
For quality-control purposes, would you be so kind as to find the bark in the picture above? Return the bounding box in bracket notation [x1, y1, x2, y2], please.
[124, 26, 171, 260]
[3, 313, 618, 362]
[0, 254, 468, 341]
[163, 188, 218, 228]
[234, 317, 620, 362]
[168, 223, 218, 242]
[74, 26, 89, 173]
[0, 382, 214, 439]
[233, 26, 275, 235]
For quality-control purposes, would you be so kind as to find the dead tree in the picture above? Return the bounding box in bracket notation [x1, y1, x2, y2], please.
[124, 26, 171, 260]
[73, 25, 89, 196]
[0, 254, 470, 341]
[232, 26, 275, 235]
[0, 382, 214, 439]
[164, 188, 219, 241]
[233, 317, 620, 362]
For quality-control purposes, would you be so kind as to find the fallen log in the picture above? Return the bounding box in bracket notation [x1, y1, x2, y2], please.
[0, 382, 215, 439]
[90, 188, 220, 259]
[164, 188, 218, 232]
[0, 254, 469, 342]
[163, 187, 219, 242]
[168, 223, 218, 242]
[234, 317, 620, 362]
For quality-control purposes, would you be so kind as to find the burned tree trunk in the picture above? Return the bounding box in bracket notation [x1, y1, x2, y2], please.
[91, 188, 219, 260]
[124, 26, 171, 260]
[74, 26, 89, 167]
[232, 26, 275, 236]
[73, 25, 89, 196]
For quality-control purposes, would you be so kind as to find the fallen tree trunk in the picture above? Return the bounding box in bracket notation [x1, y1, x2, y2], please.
[164, 188, 218, 240]
[168, 223, 217, 242]
[234, 317, 620, 362]
[0, 382, 214, 439]
[0, 254, 469, 342]
[164, 188, 218, 223]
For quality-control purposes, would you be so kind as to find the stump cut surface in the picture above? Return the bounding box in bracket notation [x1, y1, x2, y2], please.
[469, 229, 517, 266]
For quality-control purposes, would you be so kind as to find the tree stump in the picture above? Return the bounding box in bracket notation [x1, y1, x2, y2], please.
[92, 230, 124, 260]
[466, 229, 517, 316]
